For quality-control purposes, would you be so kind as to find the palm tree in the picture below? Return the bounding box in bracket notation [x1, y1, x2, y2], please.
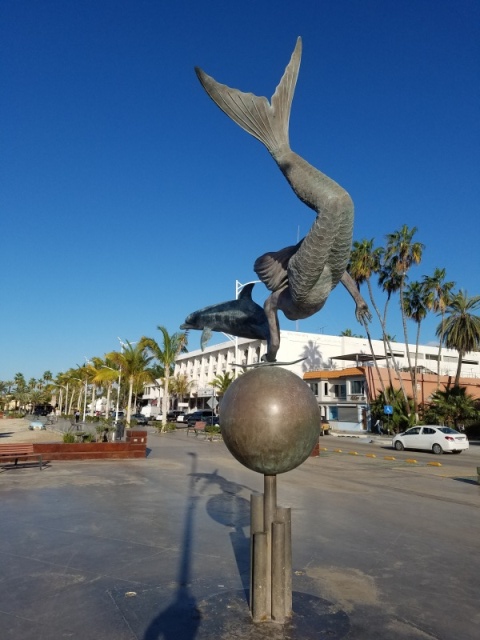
[403, 280, 430, 420]
[426, 385, 479, 429]
[382, 225, 424, 411]
[339, 328, 363, 338]
[107, 341, 154, 426]
[90, 356, 120, 418]
[422, 268, 455, 386]
[348, 239, 390, 398]
[436, 290, 480, 386]
[211, 372, 235, 397]
[170, 374, 193, 409]
[139, 327, 188, 432]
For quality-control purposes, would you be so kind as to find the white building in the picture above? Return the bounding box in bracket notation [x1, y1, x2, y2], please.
[174, 330, 480, 418]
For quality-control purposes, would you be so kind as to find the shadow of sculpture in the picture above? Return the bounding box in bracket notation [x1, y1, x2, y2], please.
[143, 452, 201, 640]
[191, 469, 256, 600]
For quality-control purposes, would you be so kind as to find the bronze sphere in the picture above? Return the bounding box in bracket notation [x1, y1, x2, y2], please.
[220, 366, 320, 474]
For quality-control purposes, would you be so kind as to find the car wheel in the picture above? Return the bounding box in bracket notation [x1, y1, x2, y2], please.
[394, 441, 404, 451]
[432, 443, 443, 455]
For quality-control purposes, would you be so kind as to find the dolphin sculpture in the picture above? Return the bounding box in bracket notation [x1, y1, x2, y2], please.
[180, 283, 270, 351]
[187, 37, 370, 361]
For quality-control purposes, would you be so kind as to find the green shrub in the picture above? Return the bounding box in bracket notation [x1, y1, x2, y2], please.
[63, 432, 76, 443]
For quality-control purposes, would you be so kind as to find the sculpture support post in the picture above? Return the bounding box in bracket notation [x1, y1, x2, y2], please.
[264, 474, 276, 615]
[220, 366, 320, 625]
[249, 474, 292, 623]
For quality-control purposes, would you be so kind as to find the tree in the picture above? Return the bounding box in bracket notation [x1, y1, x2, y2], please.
[425, 386, 479, 429]
[211, 372, 235, 398]
[384, 226, 424, 373]
[339, 328, 363, 338]
[139, 327, 188, 431]
[403, 279, 430, 420]
[90, 356, 120, 418]
[422, 268, 455, 386]
[369, 387, 415, 434]
[170, 374, 193, 408]
[436, 290, 480, 386]
[107, 341, 154, 426]
[348, 239, 391, 398]
[381, 225, 424, 413]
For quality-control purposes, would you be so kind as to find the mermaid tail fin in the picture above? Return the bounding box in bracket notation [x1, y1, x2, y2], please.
[195, 37, 302, 155]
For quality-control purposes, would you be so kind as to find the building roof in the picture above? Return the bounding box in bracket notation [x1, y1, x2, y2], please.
[331, 352, 402, 363]
[303, 367, 364, 380]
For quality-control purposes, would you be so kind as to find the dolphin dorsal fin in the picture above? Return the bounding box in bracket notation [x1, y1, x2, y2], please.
[238, 282, 255, 299]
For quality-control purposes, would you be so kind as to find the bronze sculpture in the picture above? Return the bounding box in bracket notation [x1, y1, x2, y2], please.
[183, 38, 370, 361]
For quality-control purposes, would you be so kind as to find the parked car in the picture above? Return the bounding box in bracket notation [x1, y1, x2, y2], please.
[392, 426, 469, 455]
[33, 404, 54, 416]
[167, 410, 185, 422]
[186, 410, 216, 427]
[131, 413, 149, 426]
[204, 415, 220, 426]
[29, 419, 46, 430]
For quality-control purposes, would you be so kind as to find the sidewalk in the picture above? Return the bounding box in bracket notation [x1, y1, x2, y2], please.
[1, 429, 478, 639]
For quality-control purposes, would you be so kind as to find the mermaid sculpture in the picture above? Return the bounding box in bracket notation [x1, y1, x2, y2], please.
[182, 38, 370, 361]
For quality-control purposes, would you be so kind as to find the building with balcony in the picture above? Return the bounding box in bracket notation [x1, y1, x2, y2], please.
[174, 330, 480, 429]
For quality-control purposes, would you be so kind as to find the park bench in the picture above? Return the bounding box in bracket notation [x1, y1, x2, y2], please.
[187, 421, 207, 437]
[0, 443, 43, 470]
[186, 421, 222, 442]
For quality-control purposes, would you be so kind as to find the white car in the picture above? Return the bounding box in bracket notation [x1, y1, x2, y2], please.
[29, 419, 46, 430]
[392, 425, 469, 455]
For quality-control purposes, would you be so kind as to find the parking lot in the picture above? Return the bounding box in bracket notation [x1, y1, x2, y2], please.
[0, 429, 478, 639]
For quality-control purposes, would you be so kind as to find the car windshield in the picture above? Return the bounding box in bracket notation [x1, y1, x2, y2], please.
[437, 427, 458, 434]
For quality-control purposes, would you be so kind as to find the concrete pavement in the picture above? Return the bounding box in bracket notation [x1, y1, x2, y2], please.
[1, 426, 479, 639]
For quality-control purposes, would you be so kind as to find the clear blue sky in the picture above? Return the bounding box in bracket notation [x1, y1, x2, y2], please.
[1, 0, 479, 381]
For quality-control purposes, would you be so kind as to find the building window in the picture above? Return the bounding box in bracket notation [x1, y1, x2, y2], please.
[309, 383, 318, 395]
[351, 380, 365, 395]
[333, 384, 346, 399]
[324, 382, 329, 396]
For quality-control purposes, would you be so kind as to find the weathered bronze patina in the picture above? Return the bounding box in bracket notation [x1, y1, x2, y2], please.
[220, 366, 319, 475]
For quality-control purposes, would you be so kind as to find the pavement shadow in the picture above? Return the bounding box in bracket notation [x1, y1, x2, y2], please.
[143, 452, 201, 640]
[190, 469, 255, 600]
[452, 477, 479, 485]
[0, 432, 14, 438]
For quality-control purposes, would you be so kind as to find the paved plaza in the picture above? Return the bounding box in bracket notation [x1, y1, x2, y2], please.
[1, 427, 479, 639]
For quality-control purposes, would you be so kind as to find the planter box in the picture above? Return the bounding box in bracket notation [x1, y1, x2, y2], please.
[33, 441, 146, 461]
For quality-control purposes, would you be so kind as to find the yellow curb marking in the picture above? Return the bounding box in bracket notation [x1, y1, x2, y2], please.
[384, 456, 396, 460]
[427, 462, 442, 467]
[349, 451, 358, 456]
[334, 449, 343, 453]
[319, 447, 328, 451]
[366, 453, 377, 458]
[405, 459, 417, 464]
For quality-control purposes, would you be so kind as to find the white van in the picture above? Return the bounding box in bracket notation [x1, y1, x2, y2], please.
[140, 405, 160, 419]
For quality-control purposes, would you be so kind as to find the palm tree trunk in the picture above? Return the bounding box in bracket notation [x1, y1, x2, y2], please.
[436, 312, 446, 389]
[382, 298, 410, 409]
[126, 376, 134, 426]
[161, 374, 170, 432]
[399, 282, 414, 414]
[454, 351, 464, 387]
[105, 383, 112, 417]
[413, 322, 422, 422]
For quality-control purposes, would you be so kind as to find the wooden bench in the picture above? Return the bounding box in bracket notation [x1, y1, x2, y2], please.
[186, 421, 222, 442]
[0, 443, 43, 470]
[187, 421, 207, 437]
